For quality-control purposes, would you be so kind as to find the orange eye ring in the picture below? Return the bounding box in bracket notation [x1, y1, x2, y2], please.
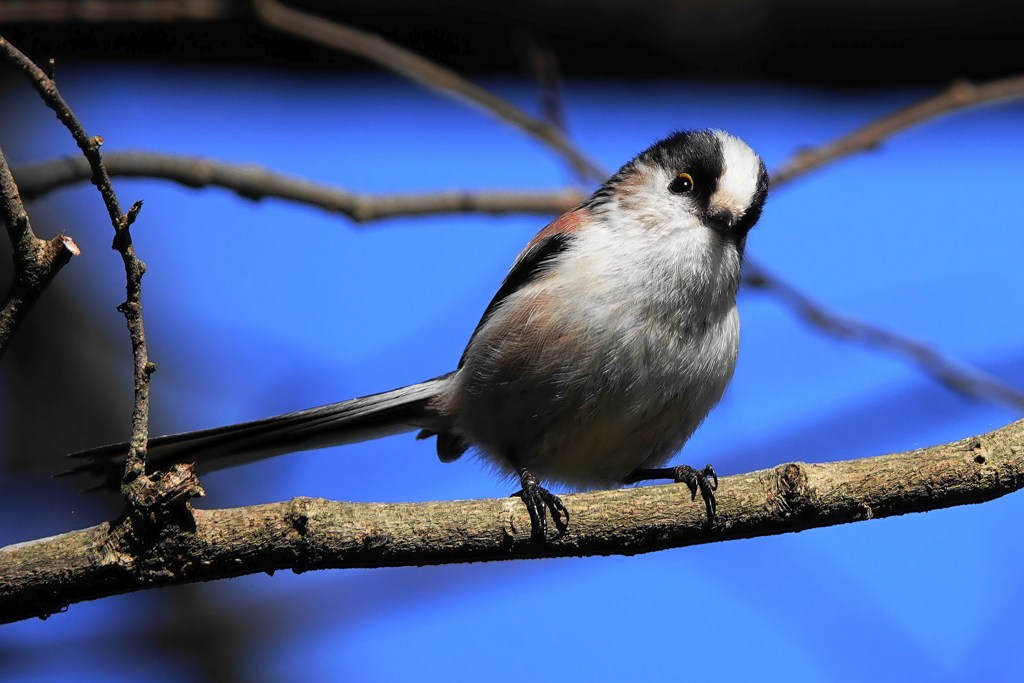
[669, 172, 694, 194]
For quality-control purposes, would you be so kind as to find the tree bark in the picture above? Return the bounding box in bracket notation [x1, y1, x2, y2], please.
[2, 418, 1022, 625]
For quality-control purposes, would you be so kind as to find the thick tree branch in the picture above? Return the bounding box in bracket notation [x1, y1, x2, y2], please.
[12, 151, 586, 222]
[3, 419, 1022, 624]
[252, 0, 605, 181]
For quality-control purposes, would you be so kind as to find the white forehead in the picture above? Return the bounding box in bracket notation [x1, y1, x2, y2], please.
[710, 130, 761, 214]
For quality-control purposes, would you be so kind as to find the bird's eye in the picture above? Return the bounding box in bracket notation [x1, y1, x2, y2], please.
[669, 172, 694, 194]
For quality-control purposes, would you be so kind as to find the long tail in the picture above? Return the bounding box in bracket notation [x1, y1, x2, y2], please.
[63, 374, 453, 491]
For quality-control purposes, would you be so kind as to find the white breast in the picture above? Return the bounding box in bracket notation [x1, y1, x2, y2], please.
[526, 212, 740, 485]
[454, 205, 743, 488]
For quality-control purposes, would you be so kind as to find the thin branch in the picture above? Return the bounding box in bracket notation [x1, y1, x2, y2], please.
[770, 75, 1024, 187]
[14, 149, 1023, 412]
[9, 45, 1019, 416]
[252, 0, 605, 182]
[3, 418, 1022, 624]
[0, 36, 156, 499]
[0, 143, 79, 355]
[743, 73, 1024, 414]
[30, 9, 1020, 416]
[743, 262, 1024, 412]
[13, 151, 585, 222]
[513, 29, 568, 135]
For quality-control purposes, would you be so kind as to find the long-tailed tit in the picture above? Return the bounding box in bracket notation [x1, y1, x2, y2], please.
[68, 129, 769, 541]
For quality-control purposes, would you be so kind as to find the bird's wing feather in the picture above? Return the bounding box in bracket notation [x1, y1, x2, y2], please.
[457, 208, 585, 367]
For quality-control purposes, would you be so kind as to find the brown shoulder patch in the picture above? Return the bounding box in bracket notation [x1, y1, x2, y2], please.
[525, 207, 588, 252]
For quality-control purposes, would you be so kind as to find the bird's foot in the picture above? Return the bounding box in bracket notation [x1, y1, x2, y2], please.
[624, 464, 718, 522]
[512, 468, 569, 542]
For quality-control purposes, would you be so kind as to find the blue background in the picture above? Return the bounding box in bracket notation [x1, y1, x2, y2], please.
[2, 65, 1023, 681]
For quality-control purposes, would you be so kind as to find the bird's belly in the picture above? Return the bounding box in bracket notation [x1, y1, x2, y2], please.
[461, 304, 739, 489]
[529, 399, 696, 487]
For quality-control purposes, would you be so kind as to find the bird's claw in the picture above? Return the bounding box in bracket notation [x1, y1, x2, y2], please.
[513, 470, 569, 542]
[671, 464, 718, 521]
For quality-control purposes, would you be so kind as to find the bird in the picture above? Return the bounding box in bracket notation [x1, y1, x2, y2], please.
[66, 129, 769, 541]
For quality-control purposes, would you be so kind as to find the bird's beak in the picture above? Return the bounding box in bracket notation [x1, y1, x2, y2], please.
[705, 206, 738, 233]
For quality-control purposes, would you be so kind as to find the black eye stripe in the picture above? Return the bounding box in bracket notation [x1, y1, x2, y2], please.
[581, 130, 733, 212]
[653, 133, 723, 201]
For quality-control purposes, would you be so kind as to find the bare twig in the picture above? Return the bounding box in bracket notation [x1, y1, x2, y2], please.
[13, 151, 585, 222]
[513, 30, 568, 134]
[14, 153, 1021, 412]
[0, 143, 79, 355]
[0, 36, 157, 500]
[9, 38, 1020, 416]
[3, 418, 1022, 624]
[249, 16, 1024, 412]
[252, 0, 604, 182]
[771, 75, 1024, 187]
[13, 131, 1022, 414]
[743, 262, 1024, 412]
[751, 73, 1024, 414]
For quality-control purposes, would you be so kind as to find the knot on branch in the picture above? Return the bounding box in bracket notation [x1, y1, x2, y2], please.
[286, 497, 330, 573]
[288, 497, 312, 537]
[765, 462, 819, 520]
[947, 79, 978, 104]
[968, 440, 987, 465]
[123, 463, 206, 539]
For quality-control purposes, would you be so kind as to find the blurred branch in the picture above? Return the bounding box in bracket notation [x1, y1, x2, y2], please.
[746, 73, 1024, 414]
[771, 75, 1024, 187]
[13, 151, 585, 221]
[513, 30, 568, 134]
[252, 0, 605, 182]
[0, 1, 231, 22]
[3, 418, 1022, 624]
[0, 35, 157, 502]
[13, 82, 1024, 414]
[252, 14, 1024, 412]
[0, 142, 79, 356]
[744, 262, 1024, 412]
